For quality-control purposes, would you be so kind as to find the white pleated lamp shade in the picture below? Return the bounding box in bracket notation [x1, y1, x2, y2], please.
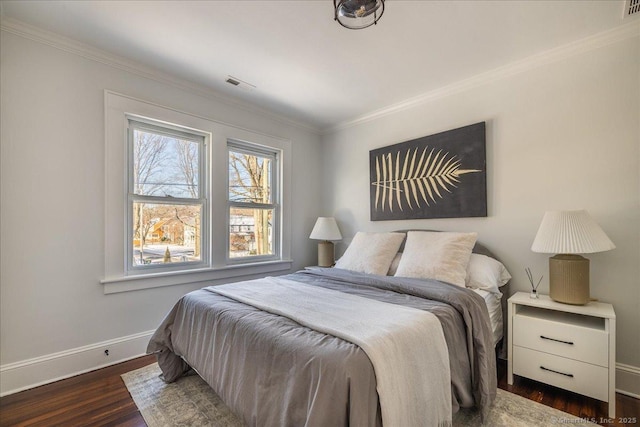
[310, 217, 342, 241]
[531, 210, 616, 254]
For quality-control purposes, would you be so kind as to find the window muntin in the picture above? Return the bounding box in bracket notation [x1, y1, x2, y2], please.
[228, 142, 279, 261]
[128, 119, 207, 273]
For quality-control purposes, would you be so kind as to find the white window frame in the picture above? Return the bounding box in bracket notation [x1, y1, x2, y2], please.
[126, 117, 209, 274]
[226, 140, 281, 264]
[102, 91, 292, 294]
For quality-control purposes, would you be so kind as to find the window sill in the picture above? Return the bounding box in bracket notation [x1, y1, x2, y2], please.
[101, 260, 293, 294]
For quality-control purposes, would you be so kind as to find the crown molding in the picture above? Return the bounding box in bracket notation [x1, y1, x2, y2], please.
[326, 21, 640, 135]
[3, 16, 637, 137]
[0, 17, 322, 135]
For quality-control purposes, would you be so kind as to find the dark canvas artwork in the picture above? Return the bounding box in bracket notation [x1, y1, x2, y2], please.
[370, 122, 487, 221]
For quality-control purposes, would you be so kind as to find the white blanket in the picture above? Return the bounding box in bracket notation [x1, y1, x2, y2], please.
[208, 277, 452, 427]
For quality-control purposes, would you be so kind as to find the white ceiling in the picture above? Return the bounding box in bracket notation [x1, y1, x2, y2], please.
[0, 1, 630, 131]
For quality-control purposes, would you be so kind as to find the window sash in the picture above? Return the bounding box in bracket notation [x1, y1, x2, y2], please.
[228, 142, 276, 205]
[126, 117, 209, 274]
[228, 206, 276, 260]
[128, 119, 205, 200]
[227, 141, 280, 263]
[130, 199, 205, 270]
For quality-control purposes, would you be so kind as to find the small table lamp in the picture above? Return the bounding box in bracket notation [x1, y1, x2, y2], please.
[531, 210, 615, 305]
[310, 217, 342, 267]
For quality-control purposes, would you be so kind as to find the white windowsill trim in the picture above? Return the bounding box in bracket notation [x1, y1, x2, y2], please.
[101, 260, 293, 294]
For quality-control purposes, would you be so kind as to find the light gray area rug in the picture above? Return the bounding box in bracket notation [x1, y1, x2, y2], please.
[122, 363, 598, 427]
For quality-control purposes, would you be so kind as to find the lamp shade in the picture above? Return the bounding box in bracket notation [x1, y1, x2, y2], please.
[310, 217, 342, 241]
[531, 210, 615, 254]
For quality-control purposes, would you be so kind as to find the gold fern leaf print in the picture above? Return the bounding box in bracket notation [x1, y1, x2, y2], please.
[371, 147, 481, 212]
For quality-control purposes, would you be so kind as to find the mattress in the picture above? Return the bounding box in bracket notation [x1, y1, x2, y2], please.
[472, 288, 503, 346]
[148, 267, 498, 426]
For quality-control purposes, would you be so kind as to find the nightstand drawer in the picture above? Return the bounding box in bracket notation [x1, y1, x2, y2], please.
[513, 308, 608, 367]
[513, 346, 608, 401]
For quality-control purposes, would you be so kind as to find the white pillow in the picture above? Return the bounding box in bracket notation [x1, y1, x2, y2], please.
[394, 231, 477, 287]
[466, 253, 511, 294]
[335, 232, 405, 276]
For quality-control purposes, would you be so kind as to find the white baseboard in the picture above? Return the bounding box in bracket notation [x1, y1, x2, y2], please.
[0, 330, 154, 397]
[616, 363, 640, 399]
[2, 331, 639, 401]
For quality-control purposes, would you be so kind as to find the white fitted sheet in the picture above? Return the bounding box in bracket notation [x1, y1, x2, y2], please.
[472, 288, 503, 346]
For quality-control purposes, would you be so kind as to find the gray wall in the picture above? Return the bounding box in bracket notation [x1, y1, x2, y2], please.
[1, 18, 638, 396]
[0, 31, 322, 366]
[321, 35, 640, 370]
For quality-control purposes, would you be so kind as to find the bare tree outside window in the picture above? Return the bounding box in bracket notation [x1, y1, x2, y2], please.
[173, 140, 201, 257]
[129, 122, 277, 267]
[130, 122, 204, 267]
[132, 130, 169, 264]
[228, 147, 276, 258]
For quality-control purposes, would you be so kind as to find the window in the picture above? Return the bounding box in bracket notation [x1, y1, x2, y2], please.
[127, 119, 208, 273]
[104, 92, 292, 293]
[228, 141, 279, 262]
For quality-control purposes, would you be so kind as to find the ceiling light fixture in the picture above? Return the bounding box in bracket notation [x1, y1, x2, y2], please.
[334, 0, 385, 30]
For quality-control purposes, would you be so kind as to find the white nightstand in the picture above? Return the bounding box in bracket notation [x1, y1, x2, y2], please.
[508, 292, 616, 417]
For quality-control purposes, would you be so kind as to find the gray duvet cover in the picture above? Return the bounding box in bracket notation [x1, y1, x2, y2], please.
[148, 268, 497, 426]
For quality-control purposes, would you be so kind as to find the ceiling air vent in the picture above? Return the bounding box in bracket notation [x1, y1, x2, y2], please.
[624, 0, 640, 19]
[225, 75, 256, 91]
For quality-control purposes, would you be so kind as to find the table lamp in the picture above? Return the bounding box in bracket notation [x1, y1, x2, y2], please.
[310, 217, 342, 267]
[531, 210, 615, 305]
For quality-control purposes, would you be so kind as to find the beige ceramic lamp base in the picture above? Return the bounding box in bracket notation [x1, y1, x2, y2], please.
[317, 241, 335, 267]
[549, 254, 590, 305]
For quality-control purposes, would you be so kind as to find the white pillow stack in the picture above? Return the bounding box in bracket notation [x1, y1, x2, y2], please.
[334, 232, 405, 276]
[336, 230, 511, 293]
[393, 231, 478, 287]
[465, 253, 511, 294]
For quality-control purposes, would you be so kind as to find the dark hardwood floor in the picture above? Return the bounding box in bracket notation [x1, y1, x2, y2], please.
[497, 360, 639, 427]
[1, 356, 638, 426]
[0, 355, 155, 427]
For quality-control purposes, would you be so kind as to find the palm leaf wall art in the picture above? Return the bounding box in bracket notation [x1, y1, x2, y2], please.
[372, 147, 480, 212]
[369, 122, 487, 221]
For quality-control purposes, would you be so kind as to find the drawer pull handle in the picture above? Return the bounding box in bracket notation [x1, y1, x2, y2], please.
[540, 366, 574, 378]
[540, 335, 574, 345]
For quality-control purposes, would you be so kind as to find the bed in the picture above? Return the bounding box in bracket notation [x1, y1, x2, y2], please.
[148, 231, 510, 426]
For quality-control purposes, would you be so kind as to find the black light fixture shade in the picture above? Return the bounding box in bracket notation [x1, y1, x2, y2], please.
[334, 0, 385, 29]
